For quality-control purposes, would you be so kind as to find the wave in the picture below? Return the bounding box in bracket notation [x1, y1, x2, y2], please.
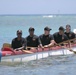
[43, 15, 56, 18]
[73, 29, 76, 34]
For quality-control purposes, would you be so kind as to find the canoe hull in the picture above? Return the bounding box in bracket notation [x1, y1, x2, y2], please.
[1, 47, 75, 62]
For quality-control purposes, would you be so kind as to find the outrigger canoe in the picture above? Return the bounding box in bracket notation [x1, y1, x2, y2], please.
[0, 43, 76, 62]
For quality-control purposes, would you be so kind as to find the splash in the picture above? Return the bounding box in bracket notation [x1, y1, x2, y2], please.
[43, 15, 55, 18]
[73, 29, 76, 34]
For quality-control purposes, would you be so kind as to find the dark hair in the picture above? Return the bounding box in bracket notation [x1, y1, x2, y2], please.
[17, 30, 22, 33]
[59, 26, 65, 31]
[66, 24, 71, 28]
[29, 27, 35, 31]
[44, 26, 52, 31]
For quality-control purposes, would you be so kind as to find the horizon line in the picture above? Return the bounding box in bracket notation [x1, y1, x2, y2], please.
[0, 14, 76, 16]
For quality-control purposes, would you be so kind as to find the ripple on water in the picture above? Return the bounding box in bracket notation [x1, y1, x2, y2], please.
[0, 55, 76, 75]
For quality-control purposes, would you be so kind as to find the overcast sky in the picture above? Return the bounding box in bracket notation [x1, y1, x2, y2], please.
[0, 0, 76, 15]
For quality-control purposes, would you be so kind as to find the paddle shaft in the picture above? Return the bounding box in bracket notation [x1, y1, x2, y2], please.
[58, 44, 76, 54]
[22, 50, 33, 54]
[58, 38, 76, 45]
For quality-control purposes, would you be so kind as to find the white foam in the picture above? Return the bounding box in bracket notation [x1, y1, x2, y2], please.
[73, 29, 76, 34]
[43, 15, 55, 18]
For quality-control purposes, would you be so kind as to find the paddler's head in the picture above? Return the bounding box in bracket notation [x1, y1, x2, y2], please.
[17, 30, 22, 38]
[44, 26, 52, 35]
[66, 24, 71, 32]
[59, 26, 65, 35]
[29, 27, 35, 36]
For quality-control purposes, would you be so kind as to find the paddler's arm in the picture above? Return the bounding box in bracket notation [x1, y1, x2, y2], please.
[44, 34, 55, 48]
[14, 39, 26, 51]
[38, 38, 44, 49]
[39, 44, 44, 49]
[44, 40, 55, 48]
[57, 35, 71, 48]
[14, 46, 25, 51]
[71, 32, 76, 43]
[68, 41, 71, 48]
[64, 35, 71, 48]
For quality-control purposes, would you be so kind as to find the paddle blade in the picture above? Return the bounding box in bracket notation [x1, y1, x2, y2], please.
[2, 43, 11, 48]
[22, 50, 33, 54]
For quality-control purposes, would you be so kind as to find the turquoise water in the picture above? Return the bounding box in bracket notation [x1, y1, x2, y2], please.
[0, 14, 76, 48]
[0, 14, 76, 75]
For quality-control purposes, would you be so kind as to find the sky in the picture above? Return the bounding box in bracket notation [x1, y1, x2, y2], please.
[0, 0, 76, 15]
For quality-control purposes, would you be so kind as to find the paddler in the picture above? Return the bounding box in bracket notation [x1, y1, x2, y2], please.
[65, 24, 75, 40]
[25, 27, 39, 49]
[11, 30, 26, 50]
[53, 26, 68, 44]
[39, 26, 55, 48]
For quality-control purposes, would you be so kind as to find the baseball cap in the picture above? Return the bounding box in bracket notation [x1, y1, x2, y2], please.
[59, 26, 65, 31]
[29, 27, 35, 31]
[44, 26, 52, 31]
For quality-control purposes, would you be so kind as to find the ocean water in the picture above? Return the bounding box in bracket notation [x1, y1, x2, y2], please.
[0, 55, 76, 75]
[0, 14, 76, 48]
[0, 14, 76, 75]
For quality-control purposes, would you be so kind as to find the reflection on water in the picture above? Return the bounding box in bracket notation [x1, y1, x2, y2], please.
[0, 54, 76, 75]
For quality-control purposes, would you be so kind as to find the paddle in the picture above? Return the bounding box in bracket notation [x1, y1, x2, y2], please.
[2, 43, 34, 54]
[45, 38, 76, 54]
[40, 38, 76, 48]
[12, 48, 34, 54]
[26, 38, 76, 50]
[17, 38, 76, 50]
[57, 38, 76, 45]
[26, 47, 38, 51]
[55, 38, 76, 54]
[2, 38, 76, 54]
[22, 50, 33, 54]
[58, 44, 76, 54]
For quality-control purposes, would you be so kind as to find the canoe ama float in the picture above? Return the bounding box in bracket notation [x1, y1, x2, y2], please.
[0, 44, 76, 62]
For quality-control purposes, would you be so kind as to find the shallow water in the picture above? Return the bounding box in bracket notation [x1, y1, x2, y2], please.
[0, 54, 76, 75]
